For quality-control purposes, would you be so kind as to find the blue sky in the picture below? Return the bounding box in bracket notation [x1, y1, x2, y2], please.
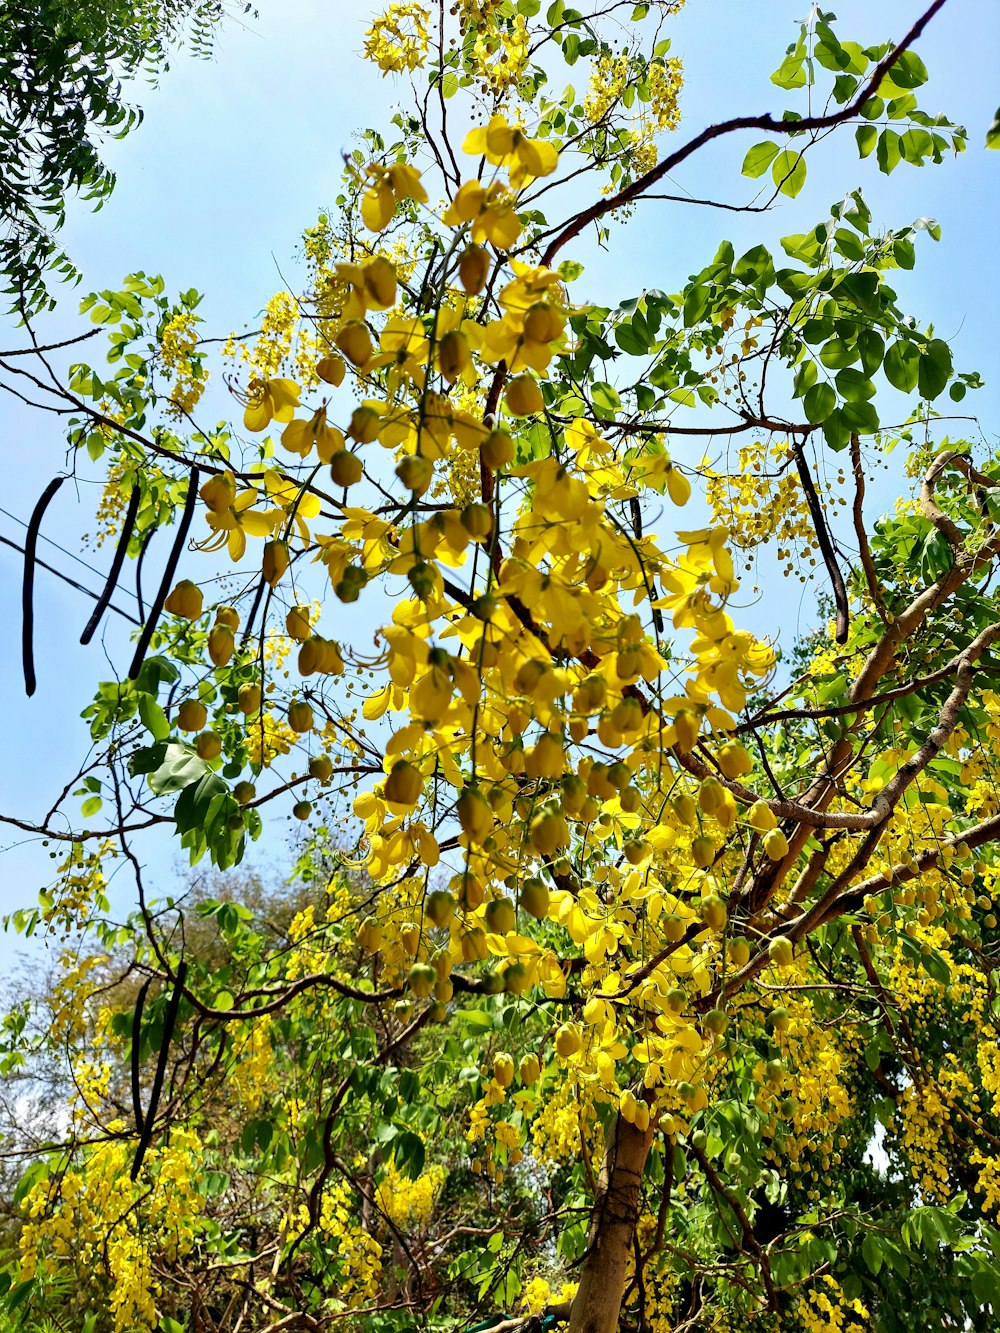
[0, 0, 997, 945]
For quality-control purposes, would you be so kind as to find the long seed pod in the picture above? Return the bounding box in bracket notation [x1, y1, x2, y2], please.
[134, 521, 157, 621]
[80, 482, 142, 644]
[128, 466, 199, 681]
[239, 573, 267, 650]
[22, 475, 66, 696]
[130, 975, 153, 1135]
[793, 445, 849, 644]
[131, 960, 187, 1182]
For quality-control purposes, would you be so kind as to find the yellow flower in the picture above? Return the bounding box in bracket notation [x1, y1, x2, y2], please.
[243, 376, 301, 432]
[334, 255, 397, 318]
[361, 161, 428, 233]
[281, 407, 345, 462]
[262, 469, 322, 543]
[442, 180, 521, 249]
[199, 486, 284, 562]
[463, 114, 559, 187]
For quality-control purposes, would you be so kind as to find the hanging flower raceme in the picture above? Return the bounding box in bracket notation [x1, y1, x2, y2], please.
[362, 2, 430, 73]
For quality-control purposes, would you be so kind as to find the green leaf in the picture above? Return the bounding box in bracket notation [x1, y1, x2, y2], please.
[862, 1233, 883, 1275]
[834, 227, 865, 261]
[835, 367, 876, 402]
[5, 1279, 35, 1312]
[146, 744, 210, 797]
[840, 399, 879, 434]
[918, 338, 953, 400]
[793, 360, 818, 399]
[683, 283, 710, 327]
[771, 54, 807, 90]
[174, 772, 228, 834]
[741, 140, 780, 179]
[771, 149, 806, 198]
[839, 42, 869, 76]
[819, 338, 858, 370]
[986, 106, 1000, 149]
[455, 1009, 495, 1032]
[822, 408, 852, 451]
[591, 381, 622, 418]
[614, 316, 652, 356]
[923, 948, 953, 986]
[893, 236, 916, 270]
[876, 129, 902, 174]
[80, 795, 103, 818]
[883, 339, 920, 393]
[394, 1130, 426, 1179]
[858, 329, 885, 376]
[241, 1117, 274, 1154]
[920, 529, 954, 581]
[134, 655, 180, 695]
[803, 382, 836, 423]
[138, 693, 170, 741]
[558, 259, 584, 282]
[733, 245, 773, 285]
[880, 49, 928, 93]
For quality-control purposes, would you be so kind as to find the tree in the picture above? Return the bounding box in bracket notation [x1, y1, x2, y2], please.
[0, 0, 249, 314]
[2, 0, 1000, 1330]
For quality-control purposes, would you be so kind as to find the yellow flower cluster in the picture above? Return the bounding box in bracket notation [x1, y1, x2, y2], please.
[229, 1015, 274, 1111]
[472, 13, 530, 96]
[583, 54, 683, 149]
[375, 1157, 447, 1231]
[226, 289, 321, 394]
[454, 0, 503, 32]
[756, 991, 853, 1191]
[315, 1181, 384, 1303]
[40, 841, 114, 939]
[583, 54, 630, 126]
[92, 463, 133, 545]
[48, 952, 109, 1042]
[530, 1078, 600, 1166]
[363, 2, 430, 73]
[159, 310, 207, 418]
[647, 56, 684, 131]
[245, 710, 299, 767]
[522, 1276, 578, 1316]
[798, 1274, 870, 1333]
[973, 1149, 1000, 1219]
[704, 440, 817, 574]
[20, 1129, 204, 1332]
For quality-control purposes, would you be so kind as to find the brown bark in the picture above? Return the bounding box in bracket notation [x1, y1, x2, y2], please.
[568, 1113, 655, 1333]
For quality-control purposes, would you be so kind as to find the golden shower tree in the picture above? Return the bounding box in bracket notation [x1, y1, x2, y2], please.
[4, 1, 1000, 1331]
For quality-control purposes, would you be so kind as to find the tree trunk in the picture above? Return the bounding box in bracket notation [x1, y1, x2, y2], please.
[568, 1113, 655, 1333]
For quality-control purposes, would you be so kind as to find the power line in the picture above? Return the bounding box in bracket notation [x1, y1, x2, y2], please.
[0, 502, 140, 603]
[0, 533, 142, 626]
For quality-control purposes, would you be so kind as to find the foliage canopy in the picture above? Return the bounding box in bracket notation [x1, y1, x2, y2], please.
[0, 0, 238, 314]
[3, 2, 1000, 1332]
